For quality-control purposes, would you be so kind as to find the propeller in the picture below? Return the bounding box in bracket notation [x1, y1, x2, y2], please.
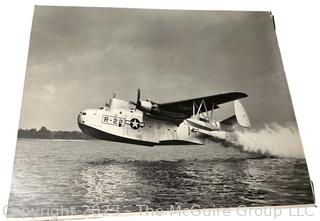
[137, 88, 141, 104]
[130, 88, 141, 110]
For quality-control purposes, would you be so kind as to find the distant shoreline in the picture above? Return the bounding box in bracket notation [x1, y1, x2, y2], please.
[17, 138, 96, 141]
[17, 127, 94, 140]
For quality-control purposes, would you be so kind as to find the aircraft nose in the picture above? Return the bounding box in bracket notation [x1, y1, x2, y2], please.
[78, 111, 86, 124]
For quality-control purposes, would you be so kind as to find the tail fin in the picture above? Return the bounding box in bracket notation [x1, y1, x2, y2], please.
[234, 100, 251, 128]
[219, 100, 251, 130]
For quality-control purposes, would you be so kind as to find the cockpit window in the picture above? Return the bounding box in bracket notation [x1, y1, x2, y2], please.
[105, 103, 111, 110]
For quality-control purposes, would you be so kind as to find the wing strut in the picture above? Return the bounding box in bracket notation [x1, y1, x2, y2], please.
[192, 99, 213, 122]
[210, 103, 214, 121]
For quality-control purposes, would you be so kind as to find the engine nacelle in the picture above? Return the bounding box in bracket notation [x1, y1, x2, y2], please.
[140, 100, 158, 112]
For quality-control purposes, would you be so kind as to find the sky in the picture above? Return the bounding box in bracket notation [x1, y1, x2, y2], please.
[19, 6, 296, 131]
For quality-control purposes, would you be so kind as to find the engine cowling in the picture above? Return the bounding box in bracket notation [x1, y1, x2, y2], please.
[139, 100, 158, 112]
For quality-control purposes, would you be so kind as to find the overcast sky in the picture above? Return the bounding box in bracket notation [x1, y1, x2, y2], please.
[19, 6, 296, 131]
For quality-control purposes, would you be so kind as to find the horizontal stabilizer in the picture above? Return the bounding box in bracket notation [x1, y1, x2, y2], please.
[220, 115, 237, 125]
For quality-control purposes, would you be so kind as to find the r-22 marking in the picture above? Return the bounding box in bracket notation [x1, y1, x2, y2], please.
[102, 115, 125, 127]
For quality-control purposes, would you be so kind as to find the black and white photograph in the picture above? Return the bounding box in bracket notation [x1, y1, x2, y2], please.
[7, 6, 314, 219]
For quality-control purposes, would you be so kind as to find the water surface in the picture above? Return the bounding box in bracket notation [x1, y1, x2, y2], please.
[8, 139, 314, 217]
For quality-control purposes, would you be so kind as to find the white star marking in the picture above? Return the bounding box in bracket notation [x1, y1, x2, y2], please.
[132, 119, 139, 128]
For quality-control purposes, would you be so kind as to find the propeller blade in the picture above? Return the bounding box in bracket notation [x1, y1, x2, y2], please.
[135, 89, 142, 110]
[137, 88, 141, 103]
[129, 89, 142, 110]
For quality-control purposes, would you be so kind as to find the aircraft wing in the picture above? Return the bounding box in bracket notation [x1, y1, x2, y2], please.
[158, 92, 248, 118]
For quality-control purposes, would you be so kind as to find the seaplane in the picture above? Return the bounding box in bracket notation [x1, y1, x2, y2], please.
[78, 89, 251, 146]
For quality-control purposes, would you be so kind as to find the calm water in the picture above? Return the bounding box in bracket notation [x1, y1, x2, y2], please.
[8, 139, 314, 217]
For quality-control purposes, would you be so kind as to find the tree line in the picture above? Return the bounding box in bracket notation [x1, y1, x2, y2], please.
[17, 126, 94, 140]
